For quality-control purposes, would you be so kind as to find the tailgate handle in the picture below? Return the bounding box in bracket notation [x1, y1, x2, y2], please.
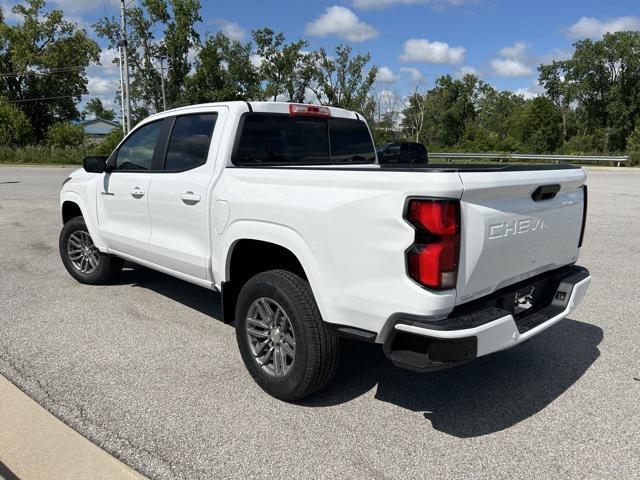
[532, 184, 560, 201]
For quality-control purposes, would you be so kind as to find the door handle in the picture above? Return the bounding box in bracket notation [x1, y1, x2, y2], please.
[181, 191, 201, 205]
[129, 187, 145, 199]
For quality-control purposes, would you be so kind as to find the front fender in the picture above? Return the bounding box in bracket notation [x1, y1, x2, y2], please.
[60, 191, 107, 251]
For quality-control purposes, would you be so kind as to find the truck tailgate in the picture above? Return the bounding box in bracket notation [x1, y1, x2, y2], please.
[456, 168, 586, 305]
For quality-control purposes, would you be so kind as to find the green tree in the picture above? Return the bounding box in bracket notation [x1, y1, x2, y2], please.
[94, 0, 201, 117]
[510, 97, 563, 153]
[310, 44, 377, 119]
[0, 0, 100, 139]
[183, 32, 261, 104]
[538, 31, 640, 151]
[93, 127, 124, 156]
[371, 110, 402, 145]
[83, 98, 115, 120]
[538, 62, 575, 141]
[252, 28, 314, 102]
[626, 125, 640, 166]
[0, 98, 33, 146]
[403, 74, 486, 148]
[46, 121, 85, 148]
[463, 88, 525, 151]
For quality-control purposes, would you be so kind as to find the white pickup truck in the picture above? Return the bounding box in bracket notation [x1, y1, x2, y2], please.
[59, 101, 590, 400]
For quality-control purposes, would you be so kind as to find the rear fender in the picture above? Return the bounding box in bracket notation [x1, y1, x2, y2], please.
[217, 220, 330, 322]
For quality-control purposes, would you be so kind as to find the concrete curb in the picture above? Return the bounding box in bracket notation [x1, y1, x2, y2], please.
[0, 375, 146, 480]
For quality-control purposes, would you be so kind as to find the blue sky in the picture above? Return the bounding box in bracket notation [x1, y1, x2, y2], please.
[3, 0, 639, 110]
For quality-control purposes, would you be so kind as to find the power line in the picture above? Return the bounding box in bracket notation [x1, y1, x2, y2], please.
[4, 95, 76, 103]
[0, 66, 85, 77]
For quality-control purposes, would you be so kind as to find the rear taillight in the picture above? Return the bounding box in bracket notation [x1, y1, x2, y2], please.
[578, 184, 587, 247]
[288, 103, 331, 117]
[405, 199, 460, 290]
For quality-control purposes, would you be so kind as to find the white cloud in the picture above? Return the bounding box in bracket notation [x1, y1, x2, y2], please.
[490, 41, 534, 77]
[457, 65, 479, 77]
[567, 16, 640, 39]
[95, 48, 120, 75]
[514, 87, 539, 100]
[249, 54, 264, 68]
[305, 5, 378, 42]
[490, 58, 533, 77]
[400, 67, 422, 81]
[377, 66, 399, 83]
[353, 0, 468, 10]
[399, 38, 465, 64]
[210, 19, 246, 41]
[540, 48, 572, 63]
[0, 2, 22, 22]
[87, 77, 119, 96]
[499, 41, 529, 60]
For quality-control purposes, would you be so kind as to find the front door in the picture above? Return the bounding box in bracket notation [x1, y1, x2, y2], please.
[97, 120, 164, 259]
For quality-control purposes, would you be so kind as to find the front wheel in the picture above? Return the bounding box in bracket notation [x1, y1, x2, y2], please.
[235, 269, 339, 401]
[59, 216, 124, 284]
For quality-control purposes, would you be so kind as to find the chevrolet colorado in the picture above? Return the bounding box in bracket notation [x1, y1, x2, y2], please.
[59, 101, 591, 400]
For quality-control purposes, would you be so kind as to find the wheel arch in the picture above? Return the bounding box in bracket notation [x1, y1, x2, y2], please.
[218, 223, 327, 324]
[59, 191, 107, 251]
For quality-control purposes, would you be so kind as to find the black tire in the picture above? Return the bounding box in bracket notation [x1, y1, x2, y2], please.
[235, 269, 339, 401]
[59, 216, 124, 285]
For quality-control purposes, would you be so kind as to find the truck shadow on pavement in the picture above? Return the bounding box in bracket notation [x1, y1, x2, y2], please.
[118, 263, 223, 318]
[306, 319, 603, 438]
[117, 263, 602, 439]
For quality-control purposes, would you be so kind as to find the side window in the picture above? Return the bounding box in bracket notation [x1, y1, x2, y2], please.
[165, 113, 217, 171]
[388, 144, 400, 155]
[115, 121, 163, 171]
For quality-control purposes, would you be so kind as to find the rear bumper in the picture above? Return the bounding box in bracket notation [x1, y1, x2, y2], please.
[383, 265, 590, 372]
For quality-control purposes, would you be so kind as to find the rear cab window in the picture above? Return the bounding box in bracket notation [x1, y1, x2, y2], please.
[232, 113, 375, 166]
[164, 113, 217, 171]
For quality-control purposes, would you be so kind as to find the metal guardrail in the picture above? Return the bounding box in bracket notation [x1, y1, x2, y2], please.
[429, 152, 630, 167]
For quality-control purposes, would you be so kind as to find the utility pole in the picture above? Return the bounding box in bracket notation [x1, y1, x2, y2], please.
[159, 57, 167, 111]
[120, 0, 132, 132]
[118, 44, 126, 133]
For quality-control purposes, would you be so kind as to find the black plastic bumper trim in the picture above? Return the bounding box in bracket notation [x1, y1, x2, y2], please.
[383, 265, 590, 372]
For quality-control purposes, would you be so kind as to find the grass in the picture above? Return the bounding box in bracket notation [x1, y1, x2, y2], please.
[0, 146, 89, 165]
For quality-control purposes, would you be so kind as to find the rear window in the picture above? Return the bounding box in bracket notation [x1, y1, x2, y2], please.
[233, 113, 375, 165]
[165, 113, 217, 171]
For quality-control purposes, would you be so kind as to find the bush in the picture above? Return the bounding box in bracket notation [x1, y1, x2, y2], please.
[0, 145, 89, 165]
[626, 126, 640, 166]
[92, 127, 124, 156]
[0, 100, 33, 147]
[46, 122, 85, 148]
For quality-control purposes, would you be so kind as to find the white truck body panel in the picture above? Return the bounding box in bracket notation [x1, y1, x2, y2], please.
[456, 168, 585, 305]
[60, 101, 590, 355]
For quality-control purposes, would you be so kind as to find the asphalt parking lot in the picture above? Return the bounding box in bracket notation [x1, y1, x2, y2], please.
[1, 165, 639, 479]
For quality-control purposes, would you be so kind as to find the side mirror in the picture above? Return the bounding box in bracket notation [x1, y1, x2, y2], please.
[104, 156, 116, 174]
[83, 156, 107, 173]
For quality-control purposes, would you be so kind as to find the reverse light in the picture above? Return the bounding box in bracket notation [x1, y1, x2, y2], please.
[288, 103, 331, 117]
[405, 199, 460, 290]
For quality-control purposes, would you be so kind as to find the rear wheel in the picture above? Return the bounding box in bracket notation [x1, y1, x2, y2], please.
[235, 269, 339, 401]
[59, 216, 124, 284]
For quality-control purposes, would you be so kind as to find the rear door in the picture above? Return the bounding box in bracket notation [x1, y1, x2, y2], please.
[146, 109, 225, 281]
[97, 120, 163, 259]
[456, 167, 586, 305]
